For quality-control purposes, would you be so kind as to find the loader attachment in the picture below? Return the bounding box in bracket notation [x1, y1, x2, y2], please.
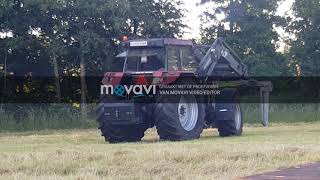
[197, 38, 248, 78]
[197, 38, 272, 126]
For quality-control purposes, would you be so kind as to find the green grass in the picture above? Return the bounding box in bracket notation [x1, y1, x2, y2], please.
[0, 123, 319, 180]
[1, 103, 319, 132]
[243, 103, 320, 124]
[0, 104, 96, 132]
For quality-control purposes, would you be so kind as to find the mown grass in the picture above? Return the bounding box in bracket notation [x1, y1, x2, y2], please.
[0, 123, 319, 180]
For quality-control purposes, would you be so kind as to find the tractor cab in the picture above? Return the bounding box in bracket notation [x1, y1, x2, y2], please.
[116, 38, 199, 73]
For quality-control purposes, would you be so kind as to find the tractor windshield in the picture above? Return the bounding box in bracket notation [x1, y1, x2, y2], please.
[117, 48, 165, 72]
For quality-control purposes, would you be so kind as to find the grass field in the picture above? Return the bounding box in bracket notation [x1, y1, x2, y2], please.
[0, 123, 319, 180]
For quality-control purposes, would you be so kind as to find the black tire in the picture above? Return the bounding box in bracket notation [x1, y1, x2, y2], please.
[96, 97, 148, 143]
[215, 89, 243, 137]
[154, 94, 205, 141]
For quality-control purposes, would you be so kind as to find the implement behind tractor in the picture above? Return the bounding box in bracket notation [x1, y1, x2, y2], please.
[97, 38, 272, 143]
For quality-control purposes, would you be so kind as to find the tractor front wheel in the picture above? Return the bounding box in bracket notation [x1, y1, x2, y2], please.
[96, 97, 148, 143]
[154, 94, 205, 141]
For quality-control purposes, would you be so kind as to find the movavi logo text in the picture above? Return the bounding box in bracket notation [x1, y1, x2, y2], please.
[101, 85, 156, 98]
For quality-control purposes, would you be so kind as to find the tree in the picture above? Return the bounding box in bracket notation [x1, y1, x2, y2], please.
[1, 0, 53, 101]
[124, 0, 186, 38]
[286, 0, 320, 103]
[0, 0, 187, 106]
[289, 0, 320, 76]
[200, 0, 289, 76]
[53, 0, 120, 117]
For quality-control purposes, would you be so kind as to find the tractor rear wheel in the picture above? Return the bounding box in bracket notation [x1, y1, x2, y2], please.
[154, 94, 205, 141]
[215, 89, 243, 137]
[96, 97, 148, 143]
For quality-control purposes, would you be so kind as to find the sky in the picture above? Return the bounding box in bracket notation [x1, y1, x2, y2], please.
[181, 0, 295, 40]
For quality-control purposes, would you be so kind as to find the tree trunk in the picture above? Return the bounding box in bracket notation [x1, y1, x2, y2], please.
[229, 0, 237, 33]
[4, 48, 7, 90]
[1, 49, 7, 106]
[0, 49, 7, 126]
[133, 19, 138, 35]
[80, 41, 87, 120]
[52, 52, 61, 102]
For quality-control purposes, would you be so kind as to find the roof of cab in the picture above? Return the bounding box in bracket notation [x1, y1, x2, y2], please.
[124, 38, 194, 47]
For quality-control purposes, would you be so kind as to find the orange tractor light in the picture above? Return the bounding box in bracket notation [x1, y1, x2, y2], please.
[122, 35, 129, 41]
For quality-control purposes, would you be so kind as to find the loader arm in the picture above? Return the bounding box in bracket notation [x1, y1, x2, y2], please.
[197, 38, 272, 127]
[197, 38, 248, 78]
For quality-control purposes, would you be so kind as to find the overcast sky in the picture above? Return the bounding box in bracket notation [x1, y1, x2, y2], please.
[182, 0, 295, 39]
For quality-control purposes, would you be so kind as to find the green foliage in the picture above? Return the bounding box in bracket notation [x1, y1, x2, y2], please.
[0, 0, 186, 99]
[0, 0, 185, 75]
[123, 0, 186, 38]
[289, 0, 320, 76]
[200, 0, 289, 76]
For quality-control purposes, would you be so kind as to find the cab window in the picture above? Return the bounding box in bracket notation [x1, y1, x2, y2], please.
[126, 55, 164, 72]
[167, 46, 180, 71]
[180, 47, 198, 71]
[167, 46, 197, 71]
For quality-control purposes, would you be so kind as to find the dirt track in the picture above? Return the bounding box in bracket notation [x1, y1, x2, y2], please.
[239, 162, 320, 180]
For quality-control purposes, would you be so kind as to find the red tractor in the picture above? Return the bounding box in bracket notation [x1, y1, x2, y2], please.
[97, 38, 272, 143]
